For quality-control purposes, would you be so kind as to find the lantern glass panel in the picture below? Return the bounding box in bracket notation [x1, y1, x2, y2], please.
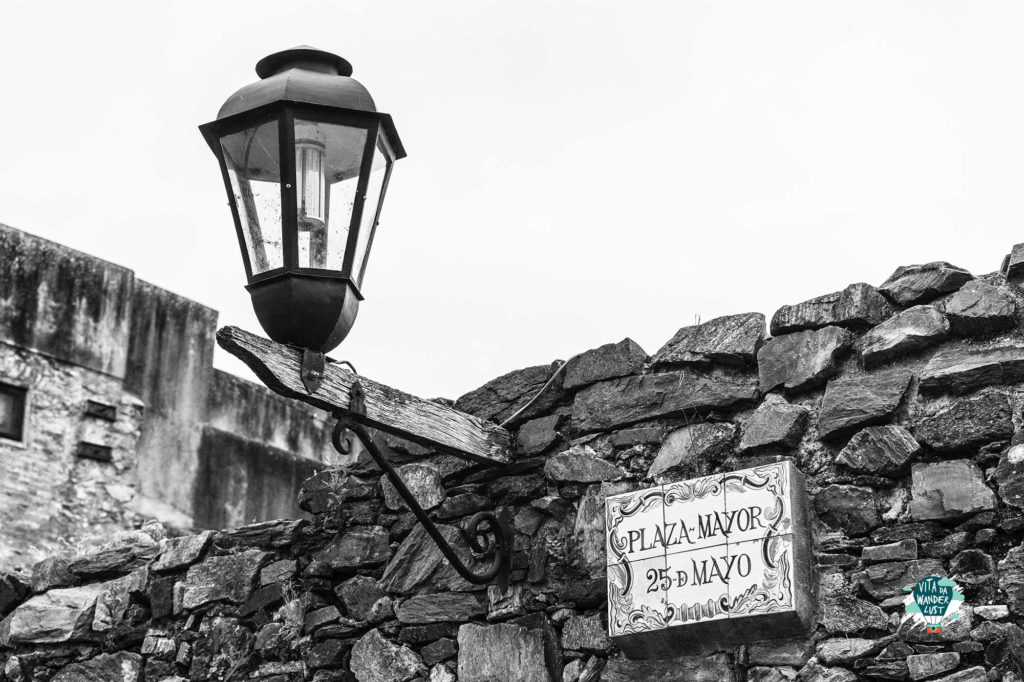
[220, 121, 284, 274]
[293, 119, 368, 270]
[353, 136, 393, 286]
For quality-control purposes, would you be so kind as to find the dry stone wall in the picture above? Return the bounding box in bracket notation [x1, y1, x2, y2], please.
[8, 248, 1024, 681]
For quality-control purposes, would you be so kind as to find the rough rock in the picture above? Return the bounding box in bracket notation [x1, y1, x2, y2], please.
[879, 262, 973, 306]
[573, 484, 606, 575]
[747, 639, 814, 666]
[422, 638, 457, 666]
[517, 415, 562, 455]
[217, 519, 307, 549]
[920, 345, 1024, 395]
[816, 638, 886, 665]
[820, 597, 889, 634]
[0, 574, 29, 619]
[8, 582, 106, 643]
[913, 389, 1014, 452]
[974, 604, 1009, 620]
[771, 282, 894, 335]
[836, 426, 921, 476]
[1008, 243, 1024, 278]
[737, 395, 809, 453]
[994, 444, 1024, 509]
[563, 338, 647, 389]
[560, 614, 611, 653]
[863, 539, 918, 563]
[652, 312, 765, 367]
[758, 326, 854, 395]
[796, 660, 857, 682]
[380, 525, 483, 595]
[602, 653, 736, 682]
[457, 622, 552, 682]
[945, 280, 1018, 336]
[152, 532, 213, 572]
[381, 464, 445, 511]
[856, 559, 945, 599]
[817, 369, 912, 440]
[648, 422, 736, 478]
[510, 612, 563, 682]
[351, 628, 425, 682]
[66, 532, 160, 577]
[260, 559, 295, 585]
[571, 368, 758, 434]
[314, 526, 390, 570]
[907, 652, 960, 680]
[543, 448, 626, 483]
[909, 461, 997, 521]
[395, 593, 486, 624]
[455, 363, 566, 425]
[175, 549, 268, 611]
[746, 666, 797, 682]
[930, 669, 988, 682]
[998, 545, 1024, 615]
[860, 305, 949, 368]
[336, 576, 386, 621]
[815, 485, 880, 536]
[51, 652, 142, 682]
[922, 532, 971, 559]
[950, 549, 995, 580]
[30, 557, 77, 592]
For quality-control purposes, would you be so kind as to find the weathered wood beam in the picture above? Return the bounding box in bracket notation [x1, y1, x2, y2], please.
[216, 326, 512, 465]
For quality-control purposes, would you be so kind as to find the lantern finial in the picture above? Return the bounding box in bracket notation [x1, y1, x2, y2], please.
[255, 46, 354, 79]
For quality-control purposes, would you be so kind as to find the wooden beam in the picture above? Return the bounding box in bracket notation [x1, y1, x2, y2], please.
[216, 326, 512, 465]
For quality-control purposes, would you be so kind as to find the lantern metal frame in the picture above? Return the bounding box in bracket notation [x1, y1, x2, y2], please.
[199, 100, 404, 295]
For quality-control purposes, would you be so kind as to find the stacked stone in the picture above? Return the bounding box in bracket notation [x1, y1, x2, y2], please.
[5, 257, 1024, 681]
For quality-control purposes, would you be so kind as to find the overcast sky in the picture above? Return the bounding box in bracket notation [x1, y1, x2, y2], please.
[1, 1, 1022, 400]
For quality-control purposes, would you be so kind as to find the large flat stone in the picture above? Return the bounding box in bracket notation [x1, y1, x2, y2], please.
[572, 484, 607, 576]
[998, 545, 1024, 615]
[835, 425, 921, 476]
[516, 415, 562, 455]
[395, 593, 486, 624]
[860, 305, 949, 368]
[814, 485, 880, 536]
[945, 280, 1018, 336]
[175, 549, 268, 611]
[736, 395, 809, 453]
[152, 531, 214, 572]
[543, 448, 627, 483]
[913, 388, 1014, 452]
[909, 460, 996, 521]
[381, 464, 445, 512]
[856, 559, 945, 599]
[455, 363, 567, 424]
[571, 368, 758, 434]
[217, 519, 307, 549]
[563, 338, 647, 389]
[816, 637, 886, 665]
[380, 525, 483, 596]
[817, 370, 913, 440]
[797, 660, 857, 682]
[602, 653, 736, 682]
[652, 312, 765, 368]
[771, 282, 894, 335]
[920, 345, 1024, 395]
[879, 262, 973, 307]
[51, 652, 142, 682]
[314, 526, 391, 570]
[648, 422, 736, 478]
[819, 597, 888, 634]
[907, 652, 960, 680]
[457, 622, 552, 682]
[8, 582, 107, 643]
[351, 628, 425, 682]
[758, 326, 854, 395]
[66, 532, 160, 578]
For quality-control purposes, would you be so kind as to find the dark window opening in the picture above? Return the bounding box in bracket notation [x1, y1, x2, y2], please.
[0, 383, 27, 441]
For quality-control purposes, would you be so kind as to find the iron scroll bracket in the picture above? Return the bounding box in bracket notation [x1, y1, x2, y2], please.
[330, 381, 512, 590]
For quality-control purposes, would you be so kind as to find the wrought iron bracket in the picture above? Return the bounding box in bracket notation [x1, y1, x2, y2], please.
[331, 381, 512, 589]
[301, 349, 326, 394]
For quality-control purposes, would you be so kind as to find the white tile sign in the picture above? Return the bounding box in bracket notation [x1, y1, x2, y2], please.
[605, 460, 812, 656]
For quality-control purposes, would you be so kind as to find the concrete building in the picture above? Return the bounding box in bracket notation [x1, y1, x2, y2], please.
[0, 223, 336, 570]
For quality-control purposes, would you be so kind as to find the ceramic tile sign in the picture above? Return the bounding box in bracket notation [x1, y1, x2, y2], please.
[605, 460, 814, 658]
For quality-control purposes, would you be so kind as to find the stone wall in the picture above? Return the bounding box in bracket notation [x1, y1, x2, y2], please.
[6, 250, 1024, 680]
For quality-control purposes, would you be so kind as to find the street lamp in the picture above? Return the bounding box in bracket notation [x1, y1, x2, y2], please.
[199, 46, 405, 356]
[205, 49, 511, 588]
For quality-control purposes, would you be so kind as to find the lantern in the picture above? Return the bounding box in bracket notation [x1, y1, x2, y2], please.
[200, 46, 405, 353]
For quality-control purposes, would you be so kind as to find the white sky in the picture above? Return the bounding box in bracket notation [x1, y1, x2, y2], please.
[1, 1, 1022, 400]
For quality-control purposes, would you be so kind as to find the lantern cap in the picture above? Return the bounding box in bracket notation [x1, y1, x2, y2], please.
[217, 46, 376, 119]
[255, 46, 353, 79]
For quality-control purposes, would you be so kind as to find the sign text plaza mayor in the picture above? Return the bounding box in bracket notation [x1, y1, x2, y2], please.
[605, 461, 814, 656]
